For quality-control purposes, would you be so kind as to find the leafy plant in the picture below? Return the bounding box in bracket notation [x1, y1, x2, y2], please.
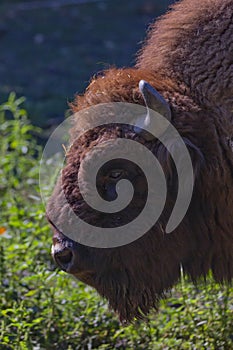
[0, 94, 232, 349]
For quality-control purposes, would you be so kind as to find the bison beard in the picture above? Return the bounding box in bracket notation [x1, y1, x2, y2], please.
[47, 0, 233, 323]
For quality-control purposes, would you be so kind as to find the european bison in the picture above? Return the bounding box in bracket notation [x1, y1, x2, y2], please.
[47, 0, 233, 322]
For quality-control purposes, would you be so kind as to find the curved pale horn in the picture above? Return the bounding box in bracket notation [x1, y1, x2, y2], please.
[134, 80, 171, 141]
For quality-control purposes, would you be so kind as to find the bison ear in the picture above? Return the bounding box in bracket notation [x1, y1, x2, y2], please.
[157, 136, 204, 193]
[134, 80, 171, 141]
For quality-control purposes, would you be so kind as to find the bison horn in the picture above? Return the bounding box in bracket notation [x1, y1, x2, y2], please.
[134, 80, 171, 141]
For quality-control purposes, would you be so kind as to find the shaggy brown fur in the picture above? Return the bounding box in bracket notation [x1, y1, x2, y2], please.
[47, 0, 233, 322]
[137, 0, 233, 112]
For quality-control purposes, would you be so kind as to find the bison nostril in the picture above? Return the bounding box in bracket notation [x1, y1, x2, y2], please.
[53, 247, 74, 271]
[57, 250, 73, 264]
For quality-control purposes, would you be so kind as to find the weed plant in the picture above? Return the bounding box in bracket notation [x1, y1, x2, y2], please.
[0, 94, 232, 349]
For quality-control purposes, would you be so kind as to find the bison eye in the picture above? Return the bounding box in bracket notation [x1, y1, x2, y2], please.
[108, 169, 124, 180]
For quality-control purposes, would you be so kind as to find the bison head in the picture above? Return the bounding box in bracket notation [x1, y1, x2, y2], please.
[46, 70, 208, 323]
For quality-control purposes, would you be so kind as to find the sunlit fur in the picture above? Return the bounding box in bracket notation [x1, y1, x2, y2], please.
[47, 0, 233, 322]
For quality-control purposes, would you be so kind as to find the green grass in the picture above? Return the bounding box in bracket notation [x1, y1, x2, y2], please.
[0, 94, 232, 349]
[0, 0, 172, 127]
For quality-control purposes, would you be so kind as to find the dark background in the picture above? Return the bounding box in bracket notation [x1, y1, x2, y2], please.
[0, 0, 174, 127]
